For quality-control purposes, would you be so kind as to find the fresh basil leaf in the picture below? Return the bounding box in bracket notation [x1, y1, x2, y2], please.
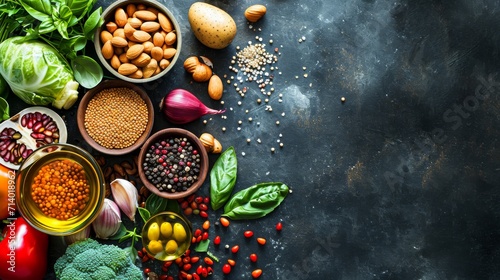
[38, 18, 56, 34]
[145, 193, 169, 216]
[223, 182, 289, 220]
[71, 55, 103, 88]
[210, 146, 237, 210]
[138, 207, 151, 223]
[18, 0, 52, 22]
[165, 199, 181, 214]
[124, 243, 138, 262]
[53, 18, 69, 39]
[83, 7, 102, 40]
[0, 97, 9, 122]
[194, 239, 210, 252]
[70, 35, 87, 52]
[67, 0, 97, 19]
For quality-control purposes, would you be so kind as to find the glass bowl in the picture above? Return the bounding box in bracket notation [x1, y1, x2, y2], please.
[15, 143, 105, 236]
[141, 211, 193, 261]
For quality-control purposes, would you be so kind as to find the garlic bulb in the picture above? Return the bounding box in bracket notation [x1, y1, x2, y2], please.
[110, 178, 139, 222]
[92, 198, 122, 239]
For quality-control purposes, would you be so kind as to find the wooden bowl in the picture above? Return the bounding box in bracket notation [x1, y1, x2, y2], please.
[138, 128, 209, 200]
[77, 79, 154, 155]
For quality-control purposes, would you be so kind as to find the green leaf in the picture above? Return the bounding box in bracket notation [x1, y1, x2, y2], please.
[0, 97, 9, 121]
[18, 0, 52, 22]
[83, 7, 102, 40]
[210, 147, 238, 210]
[165, 199, 181, 214]
[38, 18, 56, 34]
[223, 182, 290, 220]
[145, 193, 169, 216]
[71, 55, 103, 88]
[194, 239, 210, 252]
[138, 207, 151, 223]
[66, 0, 98, 19]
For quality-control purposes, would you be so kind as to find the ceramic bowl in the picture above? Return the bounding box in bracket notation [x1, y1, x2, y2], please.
[138, 128, 209, 200]
[15, 143, 106, 236]
[94, 0, 182, 83]
[77, 79, 154, 155]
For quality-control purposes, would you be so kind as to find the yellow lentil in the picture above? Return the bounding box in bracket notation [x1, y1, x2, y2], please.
[84, 87, 149, 149]
[31, 159, 90, 220]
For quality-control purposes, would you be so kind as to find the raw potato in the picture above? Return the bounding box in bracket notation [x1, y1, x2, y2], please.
[188, 2, 237, 49]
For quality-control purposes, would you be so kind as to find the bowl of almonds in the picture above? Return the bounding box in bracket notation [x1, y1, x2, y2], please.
[94, 0, 181, 83]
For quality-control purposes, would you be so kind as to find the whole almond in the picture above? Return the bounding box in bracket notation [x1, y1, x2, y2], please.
[163, 48, 177, 59]
[142, 59, 158, 78]
[110, 55, 121, 69]
[119, 53, 129, 63]
[124, 23, 136, 38]
[101, 40, 114, 60]
[100, 30, 113, 44]
[118, 63, 138, 75]
[153, 32, 164, 47]
[158, 13, 173, 32]
[244, 4, 267, 23]
[128, 17, 143, 29]
[208, 74, 223, 100]
[131, 53, 151, 67]
[126, 3, 137, 17]
[183, 56, 200, 73]
[192, 64, 212, 82]
[106, 22, 118, 33]
[111, 36, 128, 48]
[126, 44, 144, 60]
[134, 10, 157, 21]
[151, 47, 164, 61]
[115, 8, 128, 27]
[129, 69, 143, 79]
[132, 30, 151, 42]
[142, 41, 154, 54]
[164, 31, 176, 45]
[141, 21, 160, 33]
[113, 28, 125, 39]
[159, 59, 170, 69]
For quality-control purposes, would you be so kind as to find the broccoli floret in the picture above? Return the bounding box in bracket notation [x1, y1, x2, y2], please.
[54, 238, 142, 280]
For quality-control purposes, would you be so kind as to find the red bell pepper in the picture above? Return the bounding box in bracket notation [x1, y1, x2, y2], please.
[0, 216, 48, 280]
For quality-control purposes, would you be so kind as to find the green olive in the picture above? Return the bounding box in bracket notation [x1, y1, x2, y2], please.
[148, 240, 163, 255]
[160, 222, 173, 238]
[165, 239, 178, 254]
[147, 222, 160, 241]
[173, 223, 187, 242]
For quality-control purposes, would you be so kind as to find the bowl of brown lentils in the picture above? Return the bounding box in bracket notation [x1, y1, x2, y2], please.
[137, 128, 209, 200]
[77, 79, 154, 155]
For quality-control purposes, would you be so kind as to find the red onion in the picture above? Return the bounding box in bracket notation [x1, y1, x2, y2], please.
[161, 89, 226, 124]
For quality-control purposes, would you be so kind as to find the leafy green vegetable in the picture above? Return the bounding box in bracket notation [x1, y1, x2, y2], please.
[0, 37, 80, 109]
[145, 193, 169, 216]
[137, 207, 150, 223]
[210, 147, 237, 210]
[0, 97, 9, 121]
[72, 55, 103, 88]
[223, 182, 289, 220]
[194, 239, 210, 252]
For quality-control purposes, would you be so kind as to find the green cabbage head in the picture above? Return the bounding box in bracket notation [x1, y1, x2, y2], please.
[0, 37, 79, 109]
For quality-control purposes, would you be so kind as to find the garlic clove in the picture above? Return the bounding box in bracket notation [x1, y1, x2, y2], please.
[110, 178, 139, 222]
[92, 198, 122, 239]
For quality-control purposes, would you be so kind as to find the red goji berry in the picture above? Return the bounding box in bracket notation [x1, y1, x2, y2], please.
[185, 249, 191, 256]
[196, 235, 202, 243]
[175, 257, 183, 265]
[187, 194, 196, 203]
[183, 207, 193, 216]
[160, 275, 169, 280]
[195, 196, 204, 204]
[196, 265, 203, 275]
[167, 276, 174, 280]
[162, 265, 169, 272]
[201, 267, 208, 277]
[202, 231, 209, 240]
[222, 263, 231, 274]
[192, 273, 200, 280]
[180, 200, 189, 209]
[194, 228, 202, 237]
[163, 261, 173, 268]
[204, 256, 214, 266]
[137, 250, 143, 258]
[256, 237, 267, 245]
[251, 269, 263, 278]
[207, 266, 213, 275]
[220, 217, 230, 227]
[214, 235, 221, 245]
[202, 220, 210, 230]
[183, 263, 192, 271]
[231, 245, 239, 253]
[199, 203, 208, 211]
[183, 256, 191, 263]
[190, 256, 200, 263]
[200, 210, 208, 218]
[192, 236, 197, 244]
[227, 259, 236, 266]
[276, 222, 283, 231]
[144, 268, 151, 274]
[244, 230, 254, 238]
[250, 253, 258, 262]
[186, 274, 193, 280]
[203, 196, 210, 204]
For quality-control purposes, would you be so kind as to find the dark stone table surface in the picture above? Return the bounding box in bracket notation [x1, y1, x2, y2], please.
[6, 0, 500, 279]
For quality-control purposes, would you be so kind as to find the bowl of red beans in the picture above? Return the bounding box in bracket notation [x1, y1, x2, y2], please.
[137, 128, 209, 200]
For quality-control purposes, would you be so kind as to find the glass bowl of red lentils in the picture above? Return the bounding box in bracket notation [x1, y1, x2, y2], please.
[15, 143, 106, 236]
[138, 128, 209, 200]
[94, 0, 182, 83]
[77, 79, 154, 155]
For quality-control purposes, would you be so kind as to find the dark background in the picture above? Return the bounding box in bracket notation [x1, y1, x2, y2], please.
[7, 0, 500, 279]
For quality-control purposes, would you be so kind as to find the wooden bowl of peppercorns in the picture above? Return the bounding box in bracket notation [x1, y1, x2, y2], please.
[137, 128, 209, 200]
[77, 79, 154, 155]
